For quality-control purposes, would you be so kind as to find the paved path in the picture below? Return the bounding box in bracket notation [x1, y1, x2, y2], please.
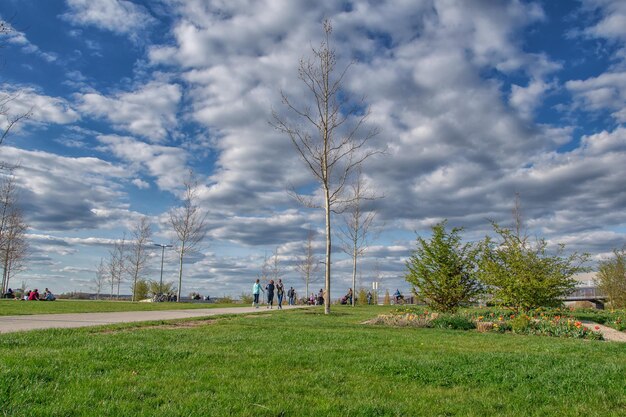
[0, 305, 308, 334]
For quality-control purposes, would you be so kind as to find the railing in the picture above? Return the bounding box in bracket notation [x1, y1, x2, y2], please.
[564, 286, 607, 300]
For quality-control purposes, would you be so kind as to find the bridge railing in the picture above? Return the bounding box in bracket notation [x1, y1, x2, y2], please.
[564, 286, 606, 300]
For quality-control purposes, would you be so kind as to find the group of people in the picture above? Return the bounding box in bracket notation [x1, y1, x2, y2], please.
[252, 279, 296, 309]
[2, 288, 56, 301]
[308, 289, 325, 305]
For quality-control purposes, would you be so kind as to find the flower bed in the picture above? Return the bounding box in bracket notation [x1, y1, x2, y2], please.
[376, 306, 604, 341]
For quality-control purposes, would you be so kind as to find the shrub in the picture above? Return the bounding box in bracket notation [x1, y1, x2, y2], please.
[478, 222, 588, 311]
[405, 221, 482, 312]
[383, 290, 390, 305]
[510, 314, 531, 333]
[240, 293, 253, 304]
[357, 288, 367, 305]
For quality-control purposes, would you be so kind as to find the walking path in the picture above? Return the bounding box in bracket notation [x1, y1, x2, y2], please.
[0, 305, 308, 334]
[582, 321, 626, 343]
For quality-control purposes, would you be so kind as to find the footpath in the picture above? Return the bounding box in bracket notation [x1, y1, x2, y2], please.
[0, 305, 308, 334]
[582, 322, 626, 342]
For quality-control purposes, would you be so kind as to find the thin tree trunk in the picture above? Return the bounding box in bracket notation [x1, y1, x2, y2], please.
[324, 186, 331, 314]
[177, 243, 185, 302]
[352, 246, 357, 307]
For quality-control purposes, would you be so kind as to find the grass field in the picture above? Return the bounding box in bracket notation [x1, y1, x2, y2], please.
[1, 306, 625, 416]
[0, 299, 240, 316]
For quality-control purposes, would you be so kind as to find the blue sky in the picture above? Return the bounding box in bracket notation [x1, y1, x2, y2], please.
[0, 0, 625, 298]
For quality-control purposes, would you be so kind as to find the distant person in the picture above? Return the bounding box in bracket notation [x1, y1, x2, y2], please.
[266, 279, 275, 309]
[287, 287, 295, 305]
[276, 279, 285, 310]
[367, 291, 373, 305]
[252, 279, 264, 308]
[317, 289, 324, 306]
[3, 288, 13, 299]
[394, 289, 404, 304]
[309, 293, 315, 305]
[28, 289, 40, 301]
[44, 289, 56, 301]
[346, 288, 353, 305]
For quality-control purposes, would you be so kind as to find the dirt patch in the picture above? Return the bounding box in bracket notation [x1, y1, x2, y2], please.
[96, 319, 217, 334]
[582, 322, 626, 343]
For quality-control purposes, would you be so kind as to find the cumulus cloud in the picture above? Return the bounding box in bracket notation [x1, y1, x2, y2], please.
[566, 71, 626, 122]
[0, 146, 131, 231]
[62, 0, 156, 41]
[96, 134, 188, 191]
[0, 86, 80, 128]
[76, 81, 182, 142]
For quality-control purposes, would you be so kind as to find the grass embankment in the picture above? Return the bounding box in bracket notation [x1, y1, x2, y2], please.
[1, 306, 625, 416]
[0, 299, 239, 316]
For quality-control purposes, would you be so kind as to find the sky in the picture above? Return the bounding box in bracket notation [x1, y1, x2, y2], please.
[0, 0, 624, 299]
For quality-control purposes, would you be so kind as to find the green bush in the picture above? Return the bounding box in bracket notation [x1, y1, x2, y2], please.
[240, 293, 253, 304]
[510, 314, 531, 333]
[431, 314, 476, 330]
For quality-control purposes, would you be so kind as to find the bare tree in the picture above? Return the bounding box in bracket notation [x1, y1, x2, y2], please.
[336, 168, 378, 306]
[107, 235, 126, 300]
[0, 208, 27, 293]
[0, 170, 28, 294]
[295, 229, 321, 301]
[0, 21, 31, 152]
[93, 258, 107, 300]
[269, 247, 284, 282]
[272, 20, 380, 314]
[169, 171, 208, 302]
[126, 217, 152, 301]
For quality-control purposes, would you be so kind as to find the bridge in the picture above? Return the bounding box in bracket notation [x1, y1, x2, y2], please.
[562, 286, 607, 309]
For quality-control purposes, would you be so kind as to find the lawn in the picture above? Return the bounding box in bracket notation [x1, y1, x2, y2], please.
[0, 299, 241, 316]
[1, 306, 625, 416]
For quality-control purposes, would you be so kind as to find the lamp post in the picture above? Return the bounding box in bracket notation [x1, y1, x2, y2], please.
[154, 243, 172, 296]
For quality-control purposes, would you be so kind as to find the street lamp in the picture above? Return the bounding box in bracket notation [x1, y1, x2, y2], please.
[154, 243, 172, 296]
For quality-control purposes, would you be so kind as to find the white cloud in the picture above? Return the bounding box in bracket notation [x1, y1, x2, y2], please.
[0, 19, 58, 62]
[76, 81, 182, 142]
[63, 0, 156, 40]
[96, 134, 188, 191]
[566, 71, 626, 122]
[0, 146, 131, 231]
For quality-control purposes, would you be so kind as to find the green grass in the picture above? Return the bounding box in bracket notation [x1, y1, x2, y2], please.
[1, 306, 625, 416]
[0, 299, 241, 316]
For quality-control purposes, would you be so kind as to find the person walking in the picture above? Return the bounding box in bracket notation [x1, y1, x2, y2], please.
[266, 279, 275, 309]
[252, 279, 264, 309]
[287, 286, 295, 305]
[276, 279, 285, 310]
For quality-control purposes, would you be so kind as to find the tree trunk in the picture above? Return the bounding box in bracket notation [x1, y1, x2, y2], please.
[324, 186, 331, 314]
[352, 246, 357, 307]
[177, 243, 185, 302]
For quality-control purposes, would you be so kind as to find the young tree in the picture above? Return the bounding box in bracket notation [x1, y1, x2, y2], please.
[595, 247, 626, 308]
[405, 221, 482, 313]
[107, 235, 126, 300]
[337, 168, 378, 306]
[272, 20, 380, 314]
[92, 258, 107, 300]
[478, 223, 589, 311]
[0, 208, 27, 293]
[169, 171, 208, 302]
[295, 230, 321, 301]
[0, 170, 28, 294]
[269, 247, 284, 283]
[126, 217, 152, 302]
